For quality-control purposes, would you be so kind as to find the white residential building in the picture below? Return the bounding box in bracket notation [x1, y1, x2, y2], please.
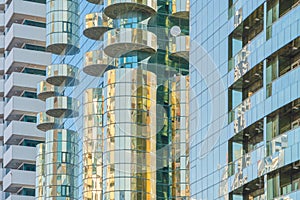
[0, 0, 50, 199]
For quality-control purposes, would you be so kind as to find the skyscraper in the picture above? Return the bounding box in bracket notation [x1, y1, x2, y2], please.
[36, 0, 190, 199]
[0, 0, 51, 199]
[190, 0, 300, 199]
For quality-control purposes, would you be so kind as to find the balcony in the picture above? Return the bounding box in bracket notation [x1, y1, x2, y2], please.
[0, 123, 3, 140]
[229, 88, 264, 133]
[37, 81, 59, 101]
[45, 96, 79, 118]
[266, 37, 300, 97]
[0, 78, 4, 96]
[0, 12, 4, 32]
[5, 0, 45, 27]
[0, 168, 4, 183]
[3, 169, 35, 193]
[46, 0, 79, 55]
[171, 0, 190, 19]
[0, 146, 3, 161]
[83, 50, 116, 77]
[262, 125, 300, 176]
[266, 99, 300, 147]
[4, 96, 45, 121]
[83, 13, 112, 40]
[46, 64, 79, 86]
[229, 62, 263, 105]
[5, 23, 45, 51]
[6, 195, 34, 200]
[4, 121, 44, 145]
[0, 57, 4, 74]
[104, 0, 156, 19]
[3, 145, 36, 168]
[233, 122, 262, 144]
[87, 0, 103, 4]
[267, 161, 300, 199]
[5, 72, 44, 98]
[228, 4, 264, 72]
[103, 28, 157, 58]
[228, 120, 264, 182]
[46, 33, 79, 55]
[228, 30, 265, 78]
[228, 0, 243, 28]
[0, 0, 4, 10]
[0, 35, 4, 53]
[229, 177, 265, 199]
[170, 35, 190, 61]
[36, 112, 60, 132]
[267, 0, 300, 40]
[0, 101, 4, 117]
[5, 48, 50, 74]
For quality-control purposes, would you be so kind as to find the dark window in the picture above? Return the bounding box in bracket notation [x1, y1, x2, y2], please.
[62, 22, 72, 33]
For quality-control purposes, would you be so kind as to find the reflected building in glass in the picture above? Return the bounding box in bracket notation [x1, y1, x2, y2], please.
[190, 0, 300, 200]
[36, 0, 190, 199]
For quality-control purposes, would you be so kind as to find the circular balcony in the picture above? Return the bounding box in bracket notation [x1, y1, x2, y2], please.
[171, 0, 190, 19]
[83, 13, 113, 40]
[46, 0, 79, 55]
[36, 112, 59, 132]
[170, 35, 190, 61]
[103, 28, 157, 58]
[86, 0, 103, 5]
[46, 32, 80, 55]
[46, 96, 79, 118]
[37, 81, 59, 101]
[104, 0, 157, 19]
[83, 50, 116, 77]
[46, 64, 79, 86]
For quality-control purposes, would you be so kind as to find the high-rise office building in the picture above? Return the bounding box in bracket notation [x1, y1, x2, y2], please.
[190, 0, 300, 199]
[0, 0, 51, 199]
[35, 0, 190, 199]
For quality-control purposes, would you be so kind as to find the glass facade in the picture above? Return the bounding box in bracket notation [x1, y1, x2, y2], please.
[36, 143, 45, 200]
[44, 129, 78, 199]
[102, 69, 157, 199]
[83, 88, 103, 200]
[190, 0, 300, 199]
[36, 0, 190, 199]
[170, 75, 190, 199]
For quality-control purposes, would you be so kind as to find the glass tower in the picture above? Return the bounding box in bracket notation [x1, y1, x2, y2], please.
[190, 0, 300, 200]
[36, 0, 190, 199]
